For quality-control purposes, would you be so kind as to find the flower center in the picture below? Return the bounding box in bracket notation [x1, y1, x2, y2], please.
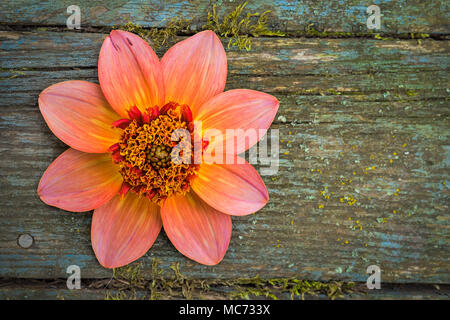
[109, 102, 198, 205]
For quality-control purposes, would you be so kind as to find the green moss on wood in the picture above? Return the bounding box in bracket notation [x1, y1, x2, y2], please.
[230, 276, 355, 300]
[112, 5, 433, 52]
[0, 67, 26, 80]
[113, 1, 284, 51]
[113, 18, 192, 49]
[289, 24, 433, 40]
[105, 260, 356, 300]
[202, 1, 285, 51]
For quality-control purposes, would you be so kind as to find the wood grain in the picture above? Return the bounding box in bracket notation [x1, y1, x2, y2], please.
[0, 283, 448, 300]
[0, 0, 449, 34]
[0, 31, 448, 285]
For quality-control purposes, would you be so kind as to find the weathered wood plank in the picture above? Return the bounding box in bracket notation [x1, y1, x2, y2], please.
[1, 31, 448, 109]
[0, 0, 449, 34]
[0, 31, 449, 283]
[0, 283, 448, 300]
[2, 115, 448, 281]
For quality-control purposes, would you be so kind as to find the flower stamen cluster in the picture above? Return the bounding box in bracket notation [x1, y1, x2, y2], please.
[109, 103, 198, 204]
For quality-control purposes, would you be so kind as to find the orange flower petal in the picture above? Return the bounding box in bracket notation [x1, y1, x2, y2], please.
[38, 149, 122, 212]
[196, 89, 279, 154]
[98, 30, 164, 117]
[161, 30, 227, 115]
[192, 156, 268, 216]
[38, 81, 122, 153]
[91, 192, 162, 268]
[161, 192, 231, 265]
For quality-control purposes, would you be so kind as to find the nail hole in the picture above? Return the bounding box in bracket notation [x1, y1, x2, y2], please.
[17, 233, 34, 249]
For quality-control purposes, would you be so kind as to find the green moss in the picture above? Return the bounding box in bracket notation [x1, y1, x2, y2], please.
[228, 276, 355, 300]
[113, 263, 145, 287]
[409, 33, 430, 39]
[301, 24, 353, 38]
[288, 25, 431, 40]
[105, 263, 145, 300]
[406, 90, 419, 97]
[105, 290, 138, 300]
[0, 67, 26, 80]
[104, 259, 355, 300]
[149, 260, 202, 300]
[203, 1, 285, 51]
[112, 5, 431, 53]
[113, 18, 192, 49]
[374, 33, 391, 40]
[115, 2, 285, 51]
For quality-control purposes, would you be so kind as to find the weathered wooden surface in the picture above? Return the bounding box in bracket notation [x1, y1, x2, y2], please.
[0, 0, 449, 34]
[0, 29, 449, 290]
[0, 282, 448, 300]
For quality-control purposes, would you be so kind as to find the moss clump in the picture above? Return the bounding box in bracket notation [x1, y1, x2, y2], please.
[374, 33, 391, 40]
[149, 260, 203, 300]
[202, 1, 285, 51]
[105, 263, 145, 300]
[113, 18, 192, 49]
[104, 259, 355, 300]
[409, 33, 430, 39]
[105, 260, 205, 300]
[114, 2, 284, 51]
[112, 263, 145, 287]
[229, 276, 355, 300]
[105, 290, 138, 300]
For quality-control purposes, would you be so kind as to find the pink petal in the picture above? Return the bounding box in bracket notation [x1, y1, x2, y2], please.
[195, 89, 279, 154]
[38, 81, 122, 153]
[161, 30, 227, 115]
[38, 148, 122, 212]
[92, 192, 162, 268]
[98, 30, 165, 118]
[192, 156, 268, 216]
[161, 192, 231, 265]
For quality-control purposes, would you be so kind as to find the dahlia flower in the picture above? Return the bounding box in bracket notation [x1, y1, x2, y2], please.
[37, 30, 279, 268]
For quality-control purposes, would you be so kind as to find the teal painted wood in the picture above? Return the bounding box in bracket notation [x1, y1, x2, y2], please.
[0, 0, 449, 34]
[0, 31, 448, 284]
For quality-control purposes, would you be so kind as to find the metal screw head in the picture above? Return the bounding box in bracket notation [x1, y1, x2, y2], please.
[17, 234, 34, 248]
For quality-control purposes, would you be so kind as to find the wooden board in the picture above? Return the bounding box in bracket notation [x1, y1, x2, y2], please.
[0, 0, 449, 34]
[0, 31, 449, 288]
[0, 282, 448, 300]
